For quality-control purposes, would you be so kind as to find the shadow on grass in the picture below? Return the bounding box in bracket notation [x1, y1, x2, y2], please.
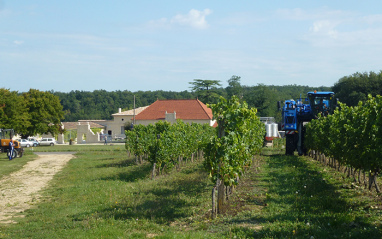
[96, 158, 137, 168]
[99, 161, 152, 182]
[110, 192, 191, 223]
[95, 156, 151, 182]
[77, 164, 211, 225]
[228, 154, 382, 238]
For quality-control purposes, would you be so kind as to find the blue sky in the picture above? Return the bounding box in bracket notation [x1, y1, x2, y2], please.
[1, 1, 382, 93]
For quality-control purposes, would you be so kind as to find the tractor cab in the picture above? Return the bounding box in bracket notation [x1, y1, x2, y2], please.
[307, 91, 336, 117]
[0, 129, 15, 146]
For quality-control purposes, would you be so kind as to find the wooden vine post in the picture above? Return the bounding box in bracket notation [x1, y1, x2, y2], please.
[217, 119, 225, 214]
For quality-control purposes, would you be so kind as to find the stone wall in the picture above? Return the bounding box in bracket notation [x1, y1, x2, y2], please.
[76, 122, 103, 144]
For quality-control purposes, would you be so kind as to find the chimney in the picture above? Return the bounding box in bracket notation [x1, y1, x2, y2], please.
[118, 108, 121, 113]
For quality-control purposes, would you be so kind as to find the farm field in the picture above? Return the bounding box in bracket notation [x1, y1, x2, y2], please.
[0, 145, 381, 238]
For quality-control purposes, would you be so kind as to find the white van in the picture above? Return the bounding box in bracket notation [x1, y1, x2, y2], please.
[39, 138, 56, 146]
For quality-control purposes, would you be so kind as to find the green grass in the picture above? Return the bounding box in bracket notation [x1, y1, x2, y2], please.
[249, 154, 382, 238]
[0, 149, 220, 238]
[30, 144, 126, 152]
[0, 147, 381, 238]
[0, 149, 37, 180]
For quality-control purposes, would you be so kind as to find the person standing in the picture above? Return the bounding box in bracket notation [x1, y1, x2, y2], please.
[8, 139, 14, 160]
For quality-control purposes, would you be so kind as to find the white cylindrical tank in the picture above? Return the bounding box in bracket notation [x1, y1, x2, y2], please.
[265, 123, 272, 137]
[271, 123, 279, 137]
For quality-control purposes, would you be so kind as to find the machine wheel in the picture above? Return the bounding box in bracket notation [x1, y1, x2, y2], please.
[7, 150, 17, 160]
[285, 134, 295, 155]
[17, 149, 23, 158]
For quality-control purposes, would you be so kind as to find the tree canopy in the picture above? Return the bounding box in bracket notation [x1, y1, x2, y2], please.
[332, 71, 382, 106]
[22, 89, 65, 137]
[226, 75, 243, 98]
[3, 69, 380, 136]
[0, 88, 65, 138]
[51, 82, 333, 124]
[0, 89, 30, 134]
[189, 79, 222, 104]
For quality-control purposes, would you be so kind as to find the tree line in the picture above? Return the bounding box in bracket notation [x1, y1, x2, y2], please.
[333, 71, 382, 106]
[1, 70, 380, 135]
[53, 76, 333, 123]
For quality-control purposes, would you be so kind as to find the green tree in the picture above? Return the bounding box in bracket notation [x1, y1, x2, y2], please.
[226, 75, 243, 98]
[243, 84, 278, 118]
[332, 71, 382, 106]
[189, 79, 222, 104]
[0, 88, 30, 134]
[22, 89, 65, 138]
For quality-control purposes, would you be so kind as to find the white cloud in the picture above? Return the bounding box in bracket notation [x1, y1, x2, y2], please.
[310, 20, 339, 39]
[303, 11, 382, 48]
[362, 14, 382, 25]
[276, 7, 351, 21]
[13, 40, 24, 45]
[171, 9, 212, 29]
[148, 9, 212, 30]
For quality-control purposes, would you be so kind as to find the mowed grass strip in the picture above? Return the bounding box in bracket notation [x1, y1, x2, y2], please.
[0, 144, 124, 179]
[31, 144, 127, 152]
[1, 146, 382, 238]
[0, 149, 223, 238]
[244, 154, 382, 239]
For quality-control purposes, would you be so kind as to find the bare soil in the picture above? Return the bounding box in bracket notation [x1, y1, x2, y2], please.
[0, 153, 74, 224]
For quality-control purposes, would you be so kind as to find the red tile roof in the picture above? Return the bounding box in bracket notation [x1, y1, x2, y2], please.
[135, 99, 213, 120]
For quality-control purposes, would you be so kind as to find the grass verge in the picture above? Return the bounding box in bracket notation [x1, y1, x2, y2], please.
[0, 149, 37, 180]
[250, 153, 382, 238]
[30, 144, 126, 152]
[0, 147, 381, 238]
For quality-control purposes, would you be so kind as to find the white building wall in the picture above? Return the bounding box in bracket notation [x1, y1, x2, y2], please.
[165, 111, 176, 123]
[76, 122, 103, 143]
[182, 119, 216, 126]
[105, 115, 132, 139]
[134, 119, 159, 126]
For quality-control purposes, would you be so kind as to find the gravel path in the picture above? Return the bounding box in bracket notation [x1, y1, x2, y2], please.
[0, 153, 74, 224]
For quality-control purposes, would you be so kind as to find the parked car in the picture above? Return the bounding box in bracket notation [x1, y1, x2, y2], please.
[27, 137, 38, 141]
[27, 137, 40, 146]
[19, 139, 34, 148]
[29, 139, 40, 147]
[39, 138, 56, 146]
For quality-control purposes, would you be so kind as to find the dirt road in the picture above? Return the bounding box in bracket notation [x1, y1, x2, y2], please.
[0, 152, 74, 224]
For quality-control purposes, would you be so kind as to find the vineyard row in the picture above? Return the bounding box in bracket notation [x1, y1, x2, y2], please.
[305, 95, 382, 192]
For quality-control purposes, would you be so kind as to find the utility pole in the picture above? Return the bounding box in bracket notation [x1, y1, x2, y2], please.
[133, 95, 136, 125]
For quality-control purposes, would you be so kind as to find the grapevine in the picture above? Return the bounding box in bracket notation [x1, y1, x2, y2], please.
[305, 95, 382, 192]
